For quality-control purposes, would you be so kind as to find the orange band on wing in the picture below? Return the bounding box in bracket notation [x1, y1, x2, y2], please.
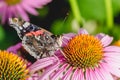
[34, 30, 44, 36]
[25, 30, 44, 36]
[25, 33, 33, 36]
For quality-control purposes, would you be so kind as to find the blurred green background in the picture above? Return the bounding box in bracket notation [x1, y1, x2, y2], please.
[0, 0, 120, 49]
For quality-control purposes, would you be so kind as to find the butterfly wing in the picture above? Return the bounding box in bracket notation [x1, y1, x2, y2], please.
[9, 18, 62, 59]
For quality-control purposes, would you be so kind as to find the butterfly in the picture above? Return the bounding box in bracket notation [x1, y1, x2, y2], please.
[9, 18, 62, 59]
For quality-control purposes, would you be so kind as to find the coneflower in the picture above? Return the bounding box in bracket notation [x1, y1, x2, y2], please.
[29, 29, 120, 80]
[0, 0, 52, 23]
[0, 50, 29, 80]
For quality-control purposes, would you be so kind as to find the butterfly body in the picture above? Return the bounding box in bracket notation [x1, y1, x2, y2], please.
[9, 18, 61, 59]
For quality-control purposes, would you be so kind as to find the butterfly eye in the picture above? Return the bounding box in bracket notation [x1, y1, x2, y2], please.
[27, 25, 35, 31]
[29, 26, 34, 30]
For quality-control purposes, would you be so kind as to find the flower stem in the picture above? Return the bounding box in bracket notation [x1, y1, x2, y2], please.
[69, 0, 82, 25]
[105, 0, 114, 29]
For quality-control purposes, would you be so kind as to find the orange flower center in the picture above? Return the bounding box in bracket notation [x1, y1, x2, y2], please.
[5, 0, 21, 5]
[62, 34, 103, 69]
[0, 50, 29, 79]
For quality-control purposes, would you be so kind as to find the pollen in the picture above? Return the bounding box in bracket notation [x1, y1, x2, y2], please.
[0, 50, 29, 80]
[5, 0, 21, 5]
[62, 34, 103, 69]
[113, 40, 120, 46]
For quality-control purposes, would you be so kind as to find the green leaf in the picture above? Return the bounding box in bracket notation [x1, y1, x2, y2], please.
[37, 6, 49, 18]
[112, 0, 120, 16]
[77, 0, 120, 23]
[0, 25, 5, 42]
[51, 14, 78, 34]
[77, 0, 106, 23]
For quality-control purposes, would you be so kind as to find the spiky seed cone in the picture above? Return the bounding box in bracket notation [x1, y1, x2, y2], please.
[0, 50, 29, 80]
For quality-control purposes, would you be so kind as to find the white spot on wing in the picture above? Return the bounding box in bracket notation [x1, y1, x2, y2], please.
[19, 26, 23, 30]
[23, 22, 30, 28]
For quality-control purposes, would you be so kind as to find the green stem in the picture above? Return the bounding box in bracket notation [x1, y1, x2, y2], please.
[105, 0, 114, 29]
[69, 0, 82, 25]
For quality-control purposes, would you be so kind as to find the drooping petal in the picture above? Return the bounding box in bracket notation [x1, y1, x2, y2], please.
[85, 68, 91, 80]
[89, 68, 98, 80]
[38, 61, 60, 80]
[99, 63, 114, 80]
[104, 52, 120, 61]
[78, 69, 84, 80]
[104, 57, 120, 69]
[29, 57, 58, 73]
[94, 67, 106, 80]
[26, 28, 120, 80]
[103, 46, 120, 53]
[71, 68, 79, 80]
[108, 64, 120, 77]
[61, 66, 73, 80]
[50, 63, 68, 80]
[7, 43, 22, 54]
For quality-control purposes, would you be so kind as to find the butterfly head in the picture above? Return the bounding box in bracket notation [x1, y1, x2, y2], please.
[9, 18, 39, 39]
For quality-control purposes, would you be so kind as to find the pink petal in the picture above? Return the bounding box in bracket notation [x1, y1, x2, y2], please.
[61, 67, 73, 80]
[71, 68, 79, 80]
[95, 33, 105, 40]
[89, 68, 98, 80]
[78, 28, 88, 34]
[104, 52, 120, 60]
[99, 63, 114, 80]
[62, 33, 76, 46]
[103, 46, 120, 53]
[22, 3, 38, 15]
[104, 57, 120, 68]
[85, 68, 91, 80]
[55, 50, 64, 59]
[100, 35, 113, 47]
[50, 63, 68, 80]
[27, 73, 39, 80]
[0, 1, 5, 8]
[107, 63, 120, 77]
[63, 33, 76, 39]
[34, 0, 52, 7]
[1, 5, 7, 24]
[27, 77, 33, 80]
[37, 0, 52, 5]
[7, 7, 12, 19]
[10, 5, 19, 17]
[94, 67, 106, 80]
[7, 42, 22, 54]
[25, 1, 41, 8]
[23, 0, 51, 8]
[16, 5, 29, 21]
[86, 68, 99, 80]
[38, 61, 60, 80]
[29, 57, 58, 73]
[78, 69, 84, 80]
